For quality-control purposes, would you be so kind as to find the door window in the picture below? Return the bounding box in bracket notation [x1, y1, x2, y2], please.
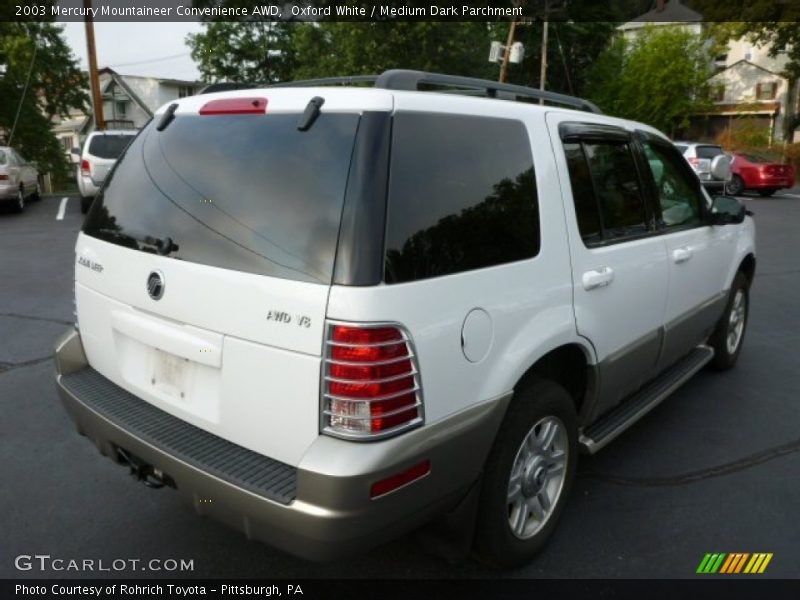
[564, 140, 648, 244]
[642, 142, 703, 228]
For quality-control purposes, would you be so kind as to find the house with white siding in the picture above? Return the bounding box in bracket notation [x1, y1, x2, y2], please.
[52, 68, 200, 163]
[617, 0, 799, 144]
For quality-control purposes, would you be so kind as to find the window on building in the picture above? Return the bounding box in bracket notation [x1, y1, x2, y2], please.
[714, 53, 728, 66]
[61, 136, 73, 151]
[756, 82, 778, 101]
[178, 86, 195, 98]
[116, 101, 127, 117]
[384, 112, 540, 283]
[712, 84, 725, 103]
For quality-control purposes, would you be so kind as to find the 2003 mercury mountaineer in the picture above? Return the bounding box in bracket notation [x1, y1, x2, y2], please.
[55, 70, 756, 567]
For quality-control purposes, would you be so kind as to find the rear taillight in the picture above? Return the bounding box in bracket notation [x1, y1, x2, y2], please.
[0, 174, 8, 181]
[80, 159, 90, 175]
[687, 157, 701, 166]
[322, 322, 423, 440]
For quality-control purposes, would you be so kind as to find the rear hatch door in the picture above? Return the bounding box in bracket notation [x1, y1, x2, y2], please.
[76, 92, 386, 466]
[85, 133, 136, 184]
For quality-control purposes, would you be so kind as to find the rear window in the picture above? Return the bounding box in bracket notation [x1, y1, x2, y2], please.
[83, 113, 360, 284]
[696, 145, 724, 159]
[0, 150, 6, 165]
[87, 134, 136, 159]
[384, 113, 539, 284]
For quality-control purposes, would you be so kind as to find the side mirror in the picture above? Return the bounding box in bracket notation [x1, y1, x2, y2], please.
[708, 195, 748, 225]
[71, 147, 81, 157]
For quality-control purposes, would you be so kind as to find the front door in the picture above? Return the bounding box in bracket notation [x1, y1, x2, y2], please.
[637, 135, 736, 369]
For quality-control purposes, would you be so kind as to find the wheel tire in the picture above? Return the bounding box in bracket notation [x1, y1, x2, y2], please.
[757, 188, 776, 197]
[726, 175, 745, 196]
[708, 272, 749, 371]
[80, 196, 92, 214]
[473, 379, 578, 568]
[12, 188, 25, 213]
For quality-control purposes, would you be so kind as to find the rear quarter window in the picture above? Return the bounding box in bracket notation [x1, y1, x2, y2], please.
[384, 112, 539, 284]
[0, 150, 6, 165]
[87, 134, 136, 159]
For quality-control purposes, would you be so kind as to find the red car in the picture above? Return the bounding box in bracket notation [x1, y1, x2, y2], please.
[726, 152, 796, 196]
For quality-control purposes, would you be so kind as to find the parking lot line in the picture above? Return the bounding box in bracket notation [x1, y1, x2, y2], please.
[779, 193, 800, 199]
[56, 197, 68, 220]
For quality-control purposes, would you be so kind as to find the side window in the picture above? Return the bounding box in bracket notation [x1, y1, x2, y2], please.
[384, 112, 539, 284]
[0, 151, 6, 166]
[564, 143, 602, 244]
[642, 142, 703, 228]
[563, 139, 648, 245]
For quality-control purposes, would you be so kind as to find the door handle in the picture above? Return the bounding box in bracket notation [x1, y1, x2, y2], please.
[582, 267, 615, 291]
[672, 246, 693, 264]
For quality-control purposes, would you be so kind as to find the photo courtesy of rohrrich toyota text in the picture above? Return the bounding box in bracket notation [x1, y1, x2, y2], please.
[2, 0, 799, 598]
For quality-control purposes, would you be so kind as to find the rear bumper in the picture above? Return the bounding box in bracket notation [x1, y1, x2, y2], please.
[54, 329, 509, 560]
[77, 174, 100, 197]
[0, 183, 18, 199]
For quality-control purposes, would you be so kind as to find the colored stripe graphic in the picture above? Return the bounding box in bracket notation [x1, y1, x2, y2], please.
[744, 553, 774, 574]
[697, 553, 727, 573]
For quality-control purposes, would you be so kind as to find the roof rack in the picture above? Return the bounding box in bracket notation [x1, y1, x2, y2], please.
[268, 69, 602, 114]
[198, 82, 257, 95]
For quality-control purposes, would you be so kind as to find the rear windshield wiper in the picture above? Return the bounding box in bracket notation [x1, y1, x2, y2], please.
[94, 228, 179, 256]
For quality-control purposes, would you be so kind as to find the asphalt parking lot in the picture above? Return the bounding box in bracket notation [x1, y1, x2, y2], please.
[1, 191, 798, 579]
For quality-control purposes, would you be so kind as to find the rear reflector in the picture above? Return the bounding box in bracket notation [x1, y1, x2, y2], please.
[322, 322, 423, 440]
[371, 460, 430, 498]
[199, 97, 267, 115]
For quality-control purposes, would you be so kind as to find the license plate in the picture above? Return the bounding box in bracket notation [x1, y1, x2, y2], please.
[152, 348, 188, 399]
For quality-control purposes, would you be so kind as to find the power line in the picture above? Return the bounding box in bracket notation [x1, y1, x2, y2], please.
[108, 52, 190, 68]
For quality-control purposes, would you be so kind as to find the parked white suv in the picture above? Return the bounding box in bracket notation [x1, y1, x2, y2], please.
[55, 71, 756, 567]
[75, 129, 137, 214]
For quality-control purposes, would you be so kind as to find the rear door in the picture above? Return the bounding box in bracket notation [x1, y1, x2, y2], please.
[547, 115, 669, 420]
[76, 96, 374, 466]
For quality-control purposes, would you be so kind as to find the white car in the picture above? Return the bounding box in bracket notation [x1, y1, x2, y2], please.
[0, 146, 40, 213]
[54, 71, 756, 567]
[75, 130, 137, 214]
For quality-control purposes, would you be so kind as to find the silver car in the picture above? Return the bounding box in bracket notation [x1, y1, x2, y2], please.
[0, 147, 40, 213]
[75, 130, 137, 213]
[674, 142, 732, 192]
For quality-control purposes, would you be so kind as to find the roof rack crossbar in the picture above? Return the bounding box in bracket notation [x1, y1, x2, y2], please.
[374, 70, 602, 114]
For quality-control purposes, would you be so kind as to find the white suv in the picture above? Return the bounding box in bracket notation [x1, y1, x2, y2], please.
[54, 71, 756, 567]
[75, 129, 137, 214]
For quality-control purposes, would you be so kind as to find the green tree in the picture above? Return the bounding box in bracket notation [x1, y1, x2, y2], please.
[586, 26, 713, 134]
[0, 21, 88, 179]
[291, 22, 494, 80]
[187, 21, 296, 83]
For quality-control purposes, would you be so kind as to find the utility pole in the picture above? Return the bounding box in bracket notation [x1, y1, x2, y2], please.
[498, 17, 518, 83]
[539, 0, 549, 104]
[84, 0, 104, 131]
